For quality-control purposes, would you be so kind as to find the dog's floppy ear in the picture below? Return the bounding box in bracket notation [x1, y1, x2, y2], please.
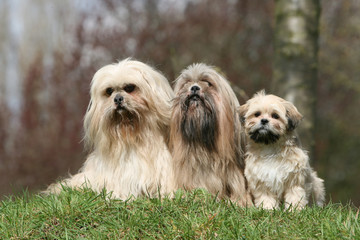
[237, 103, 249, 125]
[83, 99, 100, 151]
[283, 100, 303, 131]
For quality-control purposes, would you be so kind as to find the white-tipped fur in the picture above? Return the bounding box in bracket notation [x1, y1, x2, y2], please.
[239, 90, 325, 209]
[47, 58, 176, 199]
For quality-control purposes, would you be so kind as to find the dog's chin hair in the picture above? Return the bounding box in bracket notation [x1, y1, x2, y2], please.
[179, 94, 218, 152]
[106, 107, 141, 131]
[249, 129, 280, 145]
[105, 106, 139, 127]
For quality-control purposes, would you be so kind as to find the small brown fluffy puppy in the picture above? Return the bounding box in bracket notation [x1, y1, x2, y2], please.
[170, 63, 252, 206]
[47, 59, 175, 199]
[239, 90, 325, 209]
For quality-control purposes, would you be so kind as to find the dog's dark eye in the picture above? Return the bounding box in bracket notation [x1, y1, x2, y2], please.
[254, 111, 261, 117]
[124, 84, 136, 93]
[272, 113, 280, 119]
[105, 87, 114, 96]
[202, 79, 212, 87]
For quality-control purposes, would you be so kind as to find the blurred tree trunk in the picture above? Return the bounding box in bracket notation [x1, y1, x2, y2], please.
[272, 0, 320, 158]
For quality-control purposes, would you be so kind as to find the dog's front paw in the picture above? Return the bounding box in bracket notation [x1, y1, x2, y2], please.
[255, 196, 279, 210]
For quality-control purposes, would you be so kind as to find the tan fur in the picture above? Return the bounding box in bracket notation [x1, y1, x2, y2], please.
[170, 63, 252, 206]
[239, 90, 325, 209]
[46, 59, 176, 199]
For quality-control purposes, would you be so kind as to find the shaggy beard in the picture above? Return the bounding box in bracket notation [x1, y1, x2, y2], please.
[249, 127, 280, 145]
[102, 107, 142, 145]
[178, 93, 218, 152]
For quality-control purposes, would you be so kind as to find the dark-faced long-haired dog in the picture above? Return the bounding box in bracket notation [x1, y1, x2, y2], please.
[47, 59, 176, 199]
[239, 90, 325, 209]
[169, 63, 251, 206]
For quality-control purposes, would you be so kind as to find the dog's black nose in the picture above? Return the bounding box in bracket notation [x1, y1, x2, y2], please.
[114, 94, 124, 105]
[261, 118, 269, 125]
[190, 85, 200, 93]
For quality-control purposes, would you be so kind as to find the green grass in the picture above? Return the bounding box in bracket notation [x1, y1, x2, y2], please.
[0, 188, 359, 239]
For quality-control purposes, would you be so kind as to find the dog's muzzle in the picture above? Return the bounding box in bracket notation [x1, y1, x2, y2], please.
[114, 94, 125, 110]
[250, 125, 279, 145]
[185, 93, 204, 108]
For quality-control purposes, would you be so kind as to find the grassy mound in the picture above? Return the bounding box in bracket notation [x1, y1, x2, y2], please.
[0, 188, 358, 239]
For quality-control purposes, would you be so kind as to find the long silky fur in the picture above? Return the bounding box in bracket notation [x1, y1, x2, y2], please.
[169, 63, 252, 206]
[46, 58, 176, 199]
[180, 93, 218, 152]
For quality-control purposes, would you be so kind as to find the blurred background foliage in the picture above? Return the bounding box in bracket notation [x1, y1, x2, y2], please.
[0, 0, 359, 205]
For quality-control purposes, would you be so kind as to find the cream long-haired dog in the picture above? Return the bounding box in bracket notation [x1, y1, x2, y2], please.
[47, 59, 176, 199]
[239, 91, 325, 209]
[169, 63, 252, 206]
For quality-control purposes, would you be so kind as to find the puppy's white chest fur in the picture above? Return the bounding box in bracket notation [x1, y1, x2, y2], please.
[245, 146, 306, 196]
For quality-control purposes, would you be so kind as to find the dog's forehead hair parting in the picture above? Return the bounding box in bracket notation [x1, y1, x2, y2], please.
[245, 94, 287, 118]
[93, 67, 141, 87]
[175, 63, 239, 107]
